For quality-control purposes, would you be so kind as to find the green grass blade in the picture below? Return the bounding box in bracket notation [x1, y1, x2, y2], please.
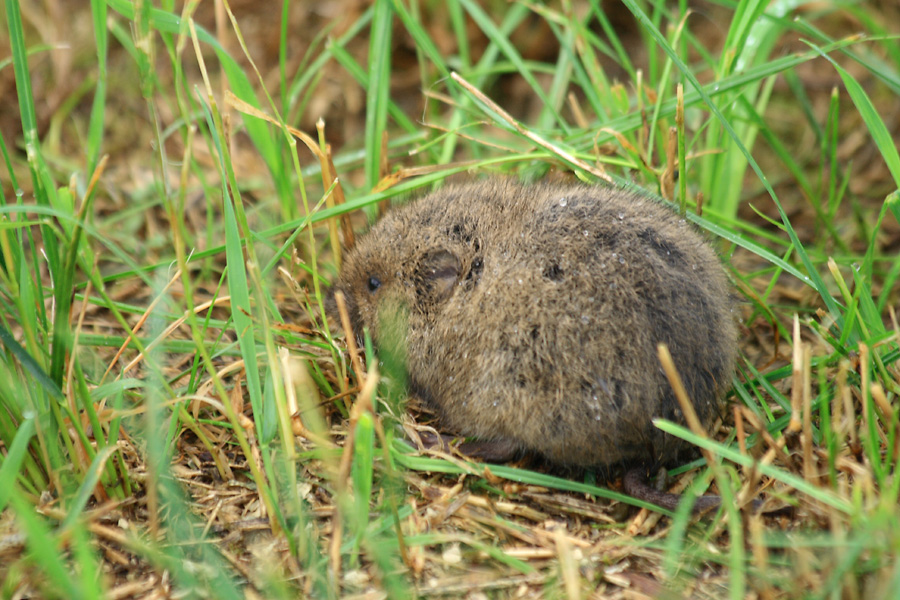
[391, 439, 668, 512]
[327, 42, 418, 135]
[107, 0, 286, 195]
[200, 104, 265, 428]
[619, 0, 843, 323]
[810, 43, 900, 191]
[458, 0, 568, 133]
[71, 524, 104, 599]
[87, 0, 108, 172]
[59, 446, 119, 531]
[0, 323, 64, 402]
[351, 411, 375, 557]
[653, 420, 853, 513]
[390, 0, 451, 81]
[5, 0, 63, 385]
[4, 0, 40, 161]
[364, 0, 393, 190]
[8, 489, 82, 598]
[0, 416, 36, 513]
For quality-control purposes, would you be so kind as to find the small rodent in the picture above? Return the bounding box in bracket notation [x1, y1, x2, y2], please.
[334, 178, 739, 510]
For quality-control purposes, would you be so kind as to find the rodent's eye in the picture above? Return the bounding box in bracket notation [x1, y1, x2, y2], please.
[367, 276, 382, 292]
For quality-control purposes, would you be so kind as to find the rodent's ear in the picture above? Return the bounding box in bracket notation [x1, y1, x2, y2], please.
[420, 248, 461, 302]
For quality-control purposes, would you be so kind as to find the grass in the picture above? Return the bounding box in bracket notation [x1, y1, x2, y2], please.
[1, 0, 899, 597]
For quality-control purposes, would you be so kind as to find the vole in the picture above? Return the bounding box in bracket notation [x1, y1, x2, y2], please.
[333, 178, 739, 512]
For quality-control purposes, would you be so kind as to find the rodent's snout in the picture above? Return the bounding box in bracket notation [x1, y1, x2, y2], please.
[322, 286, 339, 321]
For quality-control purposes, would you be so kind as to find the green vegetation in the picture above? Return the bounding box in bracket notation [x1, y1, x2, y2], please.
[1, 0, 898, 597]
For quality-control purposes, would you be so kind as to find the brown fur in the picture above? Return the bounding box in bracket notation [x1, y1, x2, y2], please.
[334, 178, 738, 471]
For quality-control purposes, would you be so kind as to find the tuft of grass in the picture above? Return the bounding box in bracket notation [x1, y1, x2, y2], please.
[0, 0, 899, 597]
